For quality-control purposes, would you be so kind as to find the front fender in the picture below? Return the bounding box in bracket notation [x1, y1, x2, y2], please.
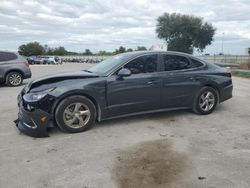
[51, 88, 106, 121]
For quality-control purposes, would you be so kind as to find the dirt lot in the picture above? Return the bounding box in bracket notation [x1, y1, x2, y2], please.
[0, 63, 250, 188]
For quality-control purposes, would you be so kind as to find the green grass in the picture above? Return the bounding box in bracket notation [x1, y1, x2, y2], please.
[232, 72, 250, 78]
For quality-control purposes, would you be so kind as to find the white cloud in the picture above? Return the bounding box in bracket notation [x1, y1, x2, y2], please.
[0, 0, 249, 54]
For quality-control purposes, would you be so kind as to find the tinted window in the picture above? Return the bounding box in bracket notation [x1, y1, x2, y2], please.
[0, 52, 18, 62]
[190, 58, 204, 68]
[124, 54, 157, 74]
[162, 55, 191, 71]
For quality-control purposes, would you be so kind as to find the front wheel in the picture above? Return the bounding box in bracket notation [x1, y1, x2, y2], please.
[193, 87, 218, 115]
[55, 96, 96, 133]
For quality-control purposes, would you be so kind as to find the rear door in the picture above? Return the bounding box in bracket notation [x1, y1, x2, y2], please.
[159, 53, 204, 108]
[106, 53, 162, 117]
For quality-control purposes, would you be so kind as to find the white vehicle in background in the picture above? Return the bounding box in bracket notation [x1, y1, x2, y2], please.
[41, 56, 57, 65]
[37, 56, 60, 65]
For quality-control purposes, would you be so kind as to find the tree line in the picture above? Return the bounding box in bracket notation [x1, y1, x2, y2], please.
[18, 42, 147, 57]
[18, 13, 216, 56]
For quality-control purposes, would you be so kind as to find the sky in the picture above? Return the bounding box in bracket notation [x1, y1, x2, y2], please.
[0, 0, 249, 55]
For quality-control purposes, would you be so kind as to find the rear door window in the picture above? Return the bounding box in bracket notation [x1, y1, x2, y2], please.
[0, 52, 18, 62]
[162, 54, 191, 71]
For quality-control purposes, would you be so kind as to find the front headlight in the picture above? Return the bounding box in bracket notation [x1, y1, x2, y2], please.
[23, 88, 55, 103]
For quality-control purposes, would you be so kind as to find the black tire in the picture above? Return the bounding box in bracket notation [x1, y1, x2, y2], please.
[193, 86, 219, 115]
[6, 72, 23, 87]
[55, 95, 96, 133]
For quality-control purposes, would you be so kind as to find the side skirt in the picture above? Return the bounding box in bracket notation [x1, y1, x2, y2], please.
[100, 107, 190, 122]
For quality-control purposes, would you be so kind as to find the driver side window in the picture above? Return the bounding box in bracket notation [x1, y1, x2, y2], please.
[124, 54, 157, 74]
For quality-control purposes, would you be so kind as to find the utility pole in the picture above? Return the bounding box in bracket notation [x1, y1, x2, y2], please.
[221, 32, 224, 55]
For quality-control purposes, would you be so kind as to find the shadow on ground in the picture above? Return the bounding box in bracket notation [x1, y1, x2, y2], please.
[112, 139, 188, 188]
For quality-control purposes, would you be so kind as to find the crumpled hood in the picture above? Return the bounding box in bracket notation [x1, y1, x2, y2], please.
[26, 71, 99, 92]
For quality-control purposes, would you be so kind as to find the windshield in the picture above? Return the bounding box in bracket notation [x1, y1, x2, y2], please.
[88, 53, 132, 75]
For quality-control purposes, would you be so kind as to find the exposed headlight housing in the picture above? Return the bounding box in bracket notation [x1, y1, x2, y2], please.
[23, 88, 55, 103]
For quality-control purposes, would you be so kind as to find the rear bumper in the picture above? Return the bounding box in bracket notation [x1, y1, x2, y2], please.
[15, 101, 52, 137]
[220, 84, 233, 102]
[23, 69, 32, 79]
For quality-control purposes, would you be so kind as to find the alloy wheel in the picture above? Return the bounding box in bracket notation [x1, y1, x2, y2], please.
[62, 102, 91, 129]
[199, 91, 215, 112]
[9, 73, 22, 86]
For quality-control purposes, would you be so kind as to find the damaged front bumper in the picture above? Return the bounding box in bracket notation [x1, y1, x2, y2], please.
[15, 99, 52, 137]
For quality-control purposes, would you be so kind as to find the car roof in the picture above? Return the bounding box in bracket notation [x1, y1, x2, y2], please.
[120, 50, 194, 58]
[0, 51, 18, 55]
[114, 51, 208, 67]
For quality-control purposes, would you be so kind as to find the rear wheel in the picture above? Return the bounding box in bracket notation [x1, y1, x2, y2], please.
[55, 95, 96, 133]
[193, 86, 218, 115]
[6, 72, 23, 87]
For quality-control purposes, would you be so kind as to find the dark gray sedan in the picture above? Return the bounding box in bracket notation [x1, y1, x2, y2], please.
[16, 51, 232, 137]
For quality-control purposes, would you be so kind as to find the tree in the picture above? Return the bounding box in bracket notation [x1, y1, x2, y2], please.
[53, 46, 67, 56]
[126, 48, 133, 52]
[83, 49, 93, 56]
[18, 42, 45, 56]
[44, 44, 55, 55]
[135, 46, 147, 51]
[156, 13, 216, 54]
[96, 51, 113, 56]
[114, 46, 126, 54]
[46, 48, 54, 55]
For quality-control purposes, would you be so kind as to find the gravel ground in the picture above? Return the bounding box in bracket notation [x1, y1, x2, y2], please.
[0, 63, 250, 188]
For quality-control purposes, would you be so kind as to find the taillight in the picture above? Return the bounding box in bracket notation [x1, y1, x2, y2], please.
[23, 59, 29, 67]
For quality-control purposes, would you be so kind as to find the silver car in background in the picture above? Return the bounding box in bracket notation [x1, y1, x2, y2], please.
[0, 51, 32, 86]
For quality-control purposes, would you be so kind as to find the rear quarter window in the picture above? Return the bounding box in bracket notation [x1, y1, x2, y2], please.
[0, 52, 18, 62]
[190, 58, 204, 68]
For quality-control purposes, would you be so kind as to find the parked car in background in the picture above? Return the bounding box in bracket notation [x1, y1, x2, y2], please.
[28, 56, 60, 65]
[0, 51, 31, 86]
[33, 56, 44, 64]
[27, 56, 36, 65]
[41, 56, 58, 65]
[60, 56, 104, 64]
[16, 51, 232, 137]
[54, 56, 60, 63]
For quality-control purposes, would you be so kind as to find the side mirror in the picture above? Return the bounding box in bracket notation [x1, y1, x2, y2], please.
[117, 68, 131, 78]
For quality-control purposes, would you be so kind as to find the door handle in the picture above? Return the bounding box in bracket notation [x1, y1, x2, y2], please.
[147, 79, 159, 85]
[147, 80, 158, 85]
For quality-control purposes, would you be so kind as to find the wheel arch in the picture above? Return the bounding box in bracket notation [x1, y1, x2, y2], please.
[52, 91, 102, 123]
[203, 83, 221, 102]
[192, 83, 220, 114]
[5, 69, 24, 80]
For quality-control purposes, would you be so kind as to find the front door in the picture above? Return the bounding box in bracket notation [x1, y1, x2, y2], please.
[106, 54, 161, 117]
